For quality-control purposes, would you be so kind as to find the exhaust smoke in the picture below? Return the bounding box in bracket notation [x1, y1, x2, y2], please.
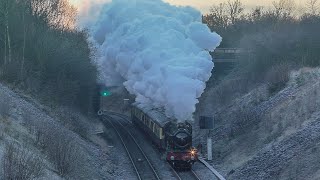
[91, 0, 222, 121]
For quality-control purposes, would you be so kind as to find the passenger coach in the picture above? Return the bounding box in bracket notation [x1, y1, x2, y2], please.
[131, 103, 198, 170]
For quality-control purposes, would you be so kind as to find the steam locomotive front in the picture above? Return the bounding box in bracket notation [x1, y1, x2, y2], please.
[165, 121, 198, 170]
[173, 123, 192, 148]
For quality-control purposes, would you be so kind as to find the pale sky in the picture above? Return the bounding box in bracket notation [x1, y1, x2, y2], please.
[69, 0, 307, 14]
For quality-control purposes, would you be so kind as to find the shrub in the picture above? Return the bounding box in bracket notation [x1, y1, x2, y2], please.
[26, 119, 80, 177]
[46, 130, 79, 176]
[265, 63, 290, 94]
[230, 109, 259, 137]
[1, 142, 43, 180]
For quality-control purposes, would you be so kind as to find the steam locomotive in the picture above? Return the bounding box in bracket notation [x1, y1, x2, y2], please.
[131, 103, 198, 170]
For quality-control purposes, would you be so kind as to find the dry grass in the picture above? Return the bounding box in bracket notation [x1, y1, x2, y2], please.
[25, 115, 81, 177]
[1, 142, 44, 180]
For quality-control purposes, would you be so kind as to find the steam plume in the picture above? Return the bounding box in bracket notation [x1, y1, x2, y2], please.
[92, 0, 222, 121]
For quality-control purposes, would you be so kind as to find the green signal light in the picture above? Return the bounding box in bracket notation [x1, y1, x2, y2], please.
[101, 90, 111, 97]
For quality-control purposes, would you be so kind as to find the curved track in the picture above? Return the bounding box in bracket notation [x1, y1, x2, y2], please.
[102, 115, 160, 180]
[104, 112, 225, 180]
[107, 112, 203, 180]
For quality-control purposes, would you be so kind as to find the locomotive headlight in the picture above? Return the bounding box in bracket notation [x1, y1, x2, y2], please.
[191, 150, 196, 155]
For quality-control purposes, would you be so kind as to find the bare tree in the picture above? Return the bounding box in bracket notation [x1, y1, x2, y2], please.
[30, 0, 76, 30]
[306, 0, 319, 15]
[0, 0, 13, 64]
[227, 0, 244, 24]
[207, 3, 229, 29]
[272, 0, 296, 17]
[205, 0, 244, 30]
[251, 6, 264, 20]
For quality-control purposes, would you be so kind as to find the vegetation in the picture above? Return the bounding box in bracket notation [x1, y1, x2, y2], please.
[203, 0, 320, 98]
[1, 142, 43, 180]
[0, 1, 95, 178]
[0, 0, 97, 113]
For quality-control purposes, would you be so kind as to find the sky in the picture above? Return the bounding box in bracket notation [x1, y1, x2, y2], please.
[69, 0, 307, 14]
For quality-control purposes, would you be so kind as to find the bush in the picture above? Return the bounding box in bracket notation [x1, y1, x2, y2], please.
[230, 108, 259, 137]
[265, 63, 290, 94]
[1, 142, 43, 180]
[48, 133, 79, 176]
[25, 118, 80, 177]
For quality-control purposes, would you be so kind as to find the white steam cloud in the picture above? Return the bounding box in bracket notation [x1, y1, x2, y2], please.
[92, 0, 222, 121]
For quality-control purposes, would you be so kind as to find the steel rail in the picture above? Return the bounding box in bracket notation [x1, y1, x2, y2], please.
[110, 112, 202, 180]
[174, 169, 201, 180]
[102, 116, 142, 180]
[167, 162, 182, 180]
[113, 118, 161, 180]
[110, 113, 184, 180]
[191, 169, 201, 180]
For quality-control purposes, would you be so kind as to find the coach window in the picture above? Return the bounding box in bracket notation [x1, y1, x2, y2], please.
[154, 125, 158, 136]
[155, 125, 160, 137]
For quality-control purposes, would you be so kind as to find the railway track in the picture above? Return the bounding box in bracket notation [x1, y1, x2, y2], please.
[168, 162, 201, 180]
[104, 111, 225, 180]
[108, 112, 202, 180]
[102, 115, 160, 180]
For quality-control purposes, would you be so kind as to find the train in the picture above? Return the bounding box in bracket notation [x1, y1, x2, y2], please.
[96, 85, 198, 170]
[131, 103, 198, 170]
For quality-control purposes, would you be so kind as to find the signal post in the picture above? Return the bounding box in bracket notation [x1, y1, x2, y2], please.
[199, 116, 214, 161]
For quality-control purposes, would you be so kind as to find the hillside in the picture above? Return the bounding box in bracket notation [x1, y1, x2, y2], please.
[0, 83, 128, 179]
[196, 67, 320, 179]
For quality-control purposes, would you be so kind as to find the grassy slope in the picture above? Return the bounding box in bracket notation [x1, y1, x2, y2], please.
[196, 67, 320, 179]
[0, 83, 112, 179]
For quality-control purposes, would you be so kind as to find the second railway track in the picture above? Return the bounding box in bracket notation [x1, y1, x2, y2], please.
[102, 115, 160, 180]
